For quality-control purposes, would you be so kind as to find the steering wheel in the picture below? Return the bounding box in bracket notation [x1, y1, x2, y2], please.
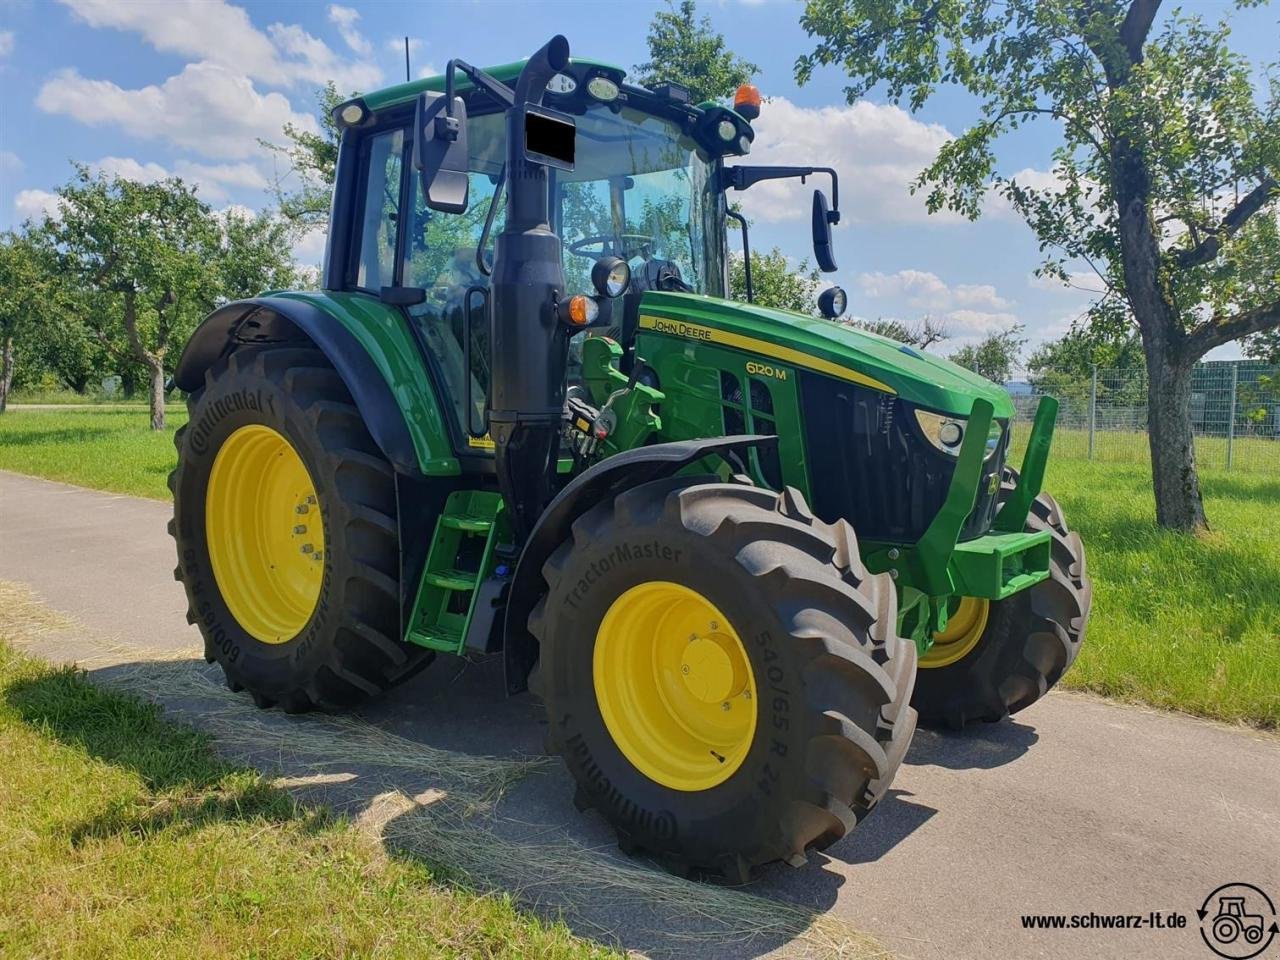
[568, 233, 656, 262]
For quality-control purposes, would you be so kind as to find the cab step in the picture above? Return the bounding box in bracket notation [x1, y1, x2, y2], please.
[405, 490, 507, 656]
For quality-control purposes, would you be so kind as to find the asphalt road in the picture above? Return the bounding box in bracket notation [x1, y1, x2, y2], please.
[2, 468, 1277, 960]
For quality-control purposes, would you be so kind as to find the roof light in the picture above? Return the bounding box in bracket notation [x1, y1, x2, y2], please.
[337, 101, 367, 126]
[733, 84, 761, 120]
[717, 119, 737, 142]
[547, 73, 577, 94]
[738, 134, 752, 155]
[586, 76, 620, 102]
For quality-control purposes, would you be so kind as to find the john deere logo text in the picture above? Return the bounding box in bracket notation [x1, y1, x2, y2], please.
[652, 318, 711, 341]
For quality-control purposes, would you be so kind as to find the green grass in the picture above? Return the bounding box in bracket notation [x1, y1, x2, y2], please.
[0, 407, 187, 499]
[0, 632, 614, 958]
[1014, 425, 1280, 475]
[1, 406, 1276, 727]
[1037, 458, 1280, 727]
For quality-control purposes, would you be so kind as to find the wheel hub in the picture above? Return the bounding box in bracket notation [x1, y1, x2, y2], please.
[594, 581, 757, 791]
[205, 424, 324, 644]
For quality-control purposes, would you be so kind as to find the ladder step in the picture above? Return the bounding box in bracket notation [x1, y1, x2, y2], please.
[440, 513, 494, 533]
[423, 568, 480, 591]
[407, 623, 463, 651]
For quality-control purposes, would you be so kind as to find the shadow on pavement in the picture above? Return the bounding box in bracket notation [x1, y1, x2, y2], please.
[904, 720, 1039, 770]
[19, 651, 899, 960]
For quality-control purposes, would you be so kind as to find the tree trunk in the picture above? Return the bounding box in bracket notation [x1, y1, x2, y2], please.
[1144, 350, 1208, 532]
[0, 334, 13, 414]
[147, 358, 166, 431]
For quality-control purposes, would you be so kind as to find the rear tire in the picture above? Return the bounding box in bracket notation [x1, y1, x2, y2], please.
[911, 470, 1091, 727]
[532, 478, 917, 880]
[169, 345, 431, 711]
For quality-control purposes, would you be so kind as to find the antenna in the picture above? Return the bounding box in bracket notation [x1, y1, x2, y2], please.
[404, 36, 411, 82]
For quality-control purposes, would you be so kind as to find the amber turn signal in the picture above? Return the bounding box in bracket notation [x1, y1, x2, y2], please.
[565, 295, 599, 326]
[733, 84, 761, 120]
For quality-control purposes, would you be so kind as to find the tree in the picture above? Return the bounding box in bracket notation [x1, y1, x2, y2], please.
[635, 0, 760, 102]
[949, 326, 1028, 384]
[797, 1, 1280, 532]
[848, 315, 948, 349]
[0, 231, 52, 412]
[216, 208, 299, 298]
[50, 167, 222, 430]
[730, 247, 822, 313]
[262, 82, 348, 231]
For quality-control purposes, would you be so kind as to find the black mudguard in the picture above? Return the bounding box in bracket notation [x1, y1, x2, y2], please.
[173, 297, 422, 477]
[502, 435, 777, 694]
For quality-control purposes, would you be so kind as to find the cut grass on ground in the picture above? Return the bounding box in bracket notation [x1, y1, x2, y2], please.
[1, 405, 1276, 727]
[0, 634, 616, 959]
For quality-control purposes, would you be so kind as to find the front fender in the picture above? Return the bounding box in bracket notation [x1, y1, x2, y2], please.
[502, 434, 777, 694]
[174, 293, 458, 477]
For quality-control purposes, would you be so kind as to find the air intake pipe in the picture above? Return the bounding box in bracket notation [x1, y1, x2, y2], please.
[488, 35, 571, 541]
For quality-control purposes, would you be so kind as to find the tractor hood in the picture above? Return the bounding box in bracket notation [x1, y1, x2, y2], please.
[637, 292, 1015, 418]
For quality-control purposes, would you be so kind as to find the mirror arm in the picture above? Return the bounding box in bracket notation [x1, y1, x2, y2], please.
[718, 165, 840, 221]
[443, 59, 515, 116]
[725, 210, 752, 303]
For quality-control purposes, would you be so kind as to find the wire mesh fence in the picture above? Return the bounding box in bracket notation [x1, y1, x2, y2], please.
[1007, 361, 1280, 474]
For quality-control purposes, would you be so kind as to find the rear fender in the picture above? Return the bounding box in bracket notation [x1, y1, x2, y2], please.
[174, 294, 456, 477]
[502, 435, 777, 694]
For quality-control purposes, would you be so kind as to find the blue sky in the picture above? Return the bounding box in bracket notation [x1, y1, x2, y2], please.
[1, 0, 1275, 366]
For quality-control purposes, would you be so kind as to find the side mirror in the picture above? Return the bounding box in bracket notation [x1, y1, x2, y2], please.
[812, 189, 837, 273]
[413, 91, 469, 214]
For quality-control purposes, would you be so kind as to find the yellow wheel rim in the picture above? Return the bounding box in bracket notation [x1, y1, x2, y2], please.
[593, 582, 757, 792]
[921, 596, 990, 669]
[206, 424, 324, 644]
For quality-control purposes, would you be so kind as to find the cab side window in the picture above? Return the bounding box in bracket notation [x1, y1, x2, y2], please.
[403, 170, 505, 442]
[352, 128, 405, 292]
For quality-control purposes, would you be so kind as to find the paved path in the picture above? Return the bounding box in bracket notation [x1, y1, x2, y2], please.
[2, 468, 1278, 960]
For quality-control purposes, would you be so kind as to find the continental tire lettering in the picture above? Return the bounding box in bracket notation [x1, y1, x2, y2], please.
[564, 733, 678, 841]
[190, 389, 266, 456]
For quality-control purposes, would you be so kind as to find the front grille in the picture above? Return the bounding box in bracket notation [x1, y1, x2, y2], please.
[798, 372, 1008, 543]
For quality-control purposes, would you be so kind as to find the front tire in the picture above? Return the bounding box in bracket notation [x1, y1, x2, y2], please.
[532, 478, 917, 880]
[169, 345, 430, 711]
[912, 473, 1091, 727]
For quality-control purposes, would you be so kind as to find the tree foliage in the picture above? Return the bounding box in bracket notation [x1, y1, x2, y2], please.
[948, 326, 1028, 384]
[730, 247, 822, 314]
[847, 315, 948, 348]
[796, 0, 1280, 531]
[262, 82, 349, 231]
[635, 0, 760, 102]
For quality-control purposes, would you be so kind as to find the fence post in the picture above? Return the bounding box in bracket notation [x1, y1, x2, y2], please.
[1226, 363, 1238, 471]
[1088, 365, 1097, 460]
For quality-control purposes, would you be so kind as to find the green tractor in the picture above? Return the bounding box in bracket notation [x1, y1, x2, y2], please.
[169, 37, 1091, 880]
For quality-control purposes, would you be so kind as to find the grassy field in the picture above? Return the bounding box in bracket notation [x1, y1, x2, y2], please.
[1012, 424, 1280, 475]
[0, 406, 187, 499]
[0, 631, 614, 958]
[1, 406, 1277, 727]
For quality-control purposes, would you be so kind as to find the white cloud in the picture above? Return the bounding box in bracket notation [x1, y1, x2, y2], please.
[0, 150, 21, 173]
[92, 156, 170, 184]
[944, 309, 1020, 335]
[736, 96, 956, 225]
[37, 62, 318, 160]
[0, 31, 13, 57]
[58, 0, 381, 91]
[858, 269, 1012, 310]
[86, 156, 268, 203]
[292, 227, 328, 265]
[327, 5, 371, 58]
[14, 189, 62, 223]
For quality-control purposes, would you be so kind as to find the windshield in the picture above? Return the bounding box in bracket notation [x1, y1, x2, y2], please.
[403, 101, 727, 298]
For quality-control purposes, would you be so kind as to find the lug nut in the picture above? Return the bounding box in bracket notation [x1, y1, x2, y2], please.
[293, 524, 307, 535]
[721, 702, 731, 712]
[301, 544, 314, 554]
[296, 504, 309, 515]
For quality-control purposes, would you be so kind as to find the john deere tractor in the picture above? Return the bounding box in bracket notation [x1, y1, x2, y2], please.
[169, 36, 1091, 880]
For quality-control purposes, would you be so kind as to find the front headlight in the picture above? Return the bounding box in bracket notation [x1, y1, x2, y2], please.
[915, 409, 1003, 458]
